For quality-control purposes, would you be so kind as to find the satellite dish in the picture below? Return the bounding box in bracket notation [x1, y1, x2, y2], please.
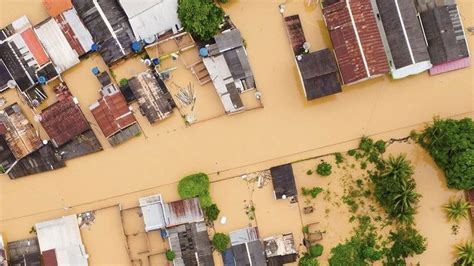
[7, 80, 16, 88]
[282, 194, 287, 199]
[31, 99, 40, 107]
[42, 139, 48, 145]
[296, 55, 303, 61]
[303, 42, 311, 51]
[144, 59, 151, 66]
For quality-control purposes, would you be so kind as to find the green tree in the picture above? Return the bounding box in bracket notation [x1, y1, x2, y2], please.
[316, 161, 332, 176]
[455, 241, 474, 266]
[204, 204, 220, 221]
[178, 0, 224, 41]
[299, 253, 319, 266]
[212, 233, 230, 252]
[444, 197, 472, 222]
[178, 173, 212, 208]
[386, 226, 426, 262]
[309, 244, 324, 257]
[413, 117, 474, 190]
[166, 250, 176, 261]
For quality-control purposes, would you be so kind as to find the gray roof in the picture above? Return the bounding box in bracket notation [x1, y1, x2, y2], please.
[215, 30, 244, 52]
[270, 164, 297, 199]
[168, 222, 214, 266]
[7, 237, 41, 264]
[223, 47, 255, 89]
[229, 227, 259, 246]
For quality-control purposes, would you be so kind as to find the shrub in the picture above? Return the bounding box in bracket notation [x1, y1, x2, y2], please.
[444, 197, 472, 223]
[306, 169, 313, 175]
[212, 233, 230, 252]
[386, 226, 427, 262]
[316, 161, 332, 176]
[204, 204, 220, 221]
[309, 244, 324, 257]
[166, 250, 176, 261]
[413, 117, 474, 190]
[335, 152, 344, 164]
[178, 173, 212, 208]
[178, 0, 224, 41]
[119, 78, 128, 87]
[302, 187, 323, 198]
[302, 225, 309, 234]
[455, 241, 473, 266]
[299, 253, 319, 266]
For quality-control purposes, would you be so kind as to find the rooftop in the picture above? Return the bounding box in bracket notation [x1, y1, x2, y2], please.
[139, 194, 166, 232]
[270, 164, 297, 199]
[53, 8, 94, 57]
[168, 222, 214, 266]
[43, 0, 73, 17]
[229, 226, 259, 246]
[164, 197, 204, 228]
[283, 15, 307, 55]
[7, 237, 41, 265]
[263, 233, 298, 263]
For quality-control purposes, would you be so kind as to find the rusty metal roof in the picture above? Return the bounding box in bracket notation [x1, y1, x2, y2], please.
[164, 198, 204, 227]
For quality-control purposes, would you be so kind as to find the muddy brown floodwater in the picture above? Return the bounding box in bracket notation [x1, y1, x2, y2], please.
[0, 0, 473, 265]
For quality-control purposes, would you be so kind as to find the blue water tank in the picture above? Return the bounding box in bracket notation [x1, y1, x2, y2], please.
[91, 43, 99, 51]
[38, 76, 47, 84]
[199, 47, 209, 57]
[132, 42, 142, 52]
[91, 67, 100, 75]
[152, 58, 160, 65]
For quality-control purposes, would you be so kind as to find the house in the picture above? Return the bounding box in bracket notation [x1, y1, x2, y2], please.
[118, 0, 181, 42]
[0, 16, 58, 105]
[89, 72, 141, 146]
[43, 0, 73, 17]
[128, 71, 174, 124]
[35, 215, 88, 266]
[164, 198, 205, 228]
[222, 227, 266, 266]
[270, 164, 297, 201]
[416, 0, 470, 75]
[202, 29, 256, 114]
[72, 0, 135, 66]
[168, 222, 214, 266]
[373, 0, 432, 79]
[139, 194, 166, 232]
[34, 6, 94, 73]
[322, 0, 389, 85]
[0, 59, 14, 92]
[263, 233, 298, 266]
[7, 237, 42, 265]
[39, 83, 102, 160]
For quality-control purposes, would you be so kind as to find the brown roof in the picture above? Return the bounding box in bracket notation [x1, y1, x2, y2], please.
[323, 0, 389, 85]
[90, 87, 137, 139]
[43, 0, 73, 17]
[42, 249, 58, 266]
[284, 15, 306, 55]
[164, 198, 204, 227]
[40, 83, 90, 147]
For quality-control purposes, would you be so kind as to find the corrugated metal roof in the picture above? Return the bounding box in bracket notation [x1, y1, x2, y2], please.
[7, 238, 41, 264]
[284, 15, 307, 55]
[263, 233, 297, 258]
[168, 222, 214, 265]
[56, 8, 94, 56]
[43, 0, 73, 17]
[0, 59, 14, 91]
[119, 0, 181, 40]
[164, 198, 204, 227]
[34, 19, 80, 73]
[215, 29, 243, 52]
[229, 227, 259, 246]
[20, 28, 49, 66]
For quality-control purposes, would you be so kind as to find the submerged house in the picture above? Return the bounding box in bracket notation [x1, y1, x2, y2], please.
[118, 0, 182, 42]
[128, 71, 174, 124]
[40, 83, 102, 160]
[35, 215, 88, 266]
[270, 164, 297, 201]
[322, 0, 389, 85]
[34, 7, 94, 73]
[263, 233, 298, 266]
[223, 227, 266, 266]
[373, 0, 432, 79]
[89, 72, 140, 146]
[72, 0, 135, 66]
[416, 0, 470, 75]
[168, 222, 214, 266]
[203, 29, 256, 114]
[0, 16, 58, 105]
[7, 237, 42, 265]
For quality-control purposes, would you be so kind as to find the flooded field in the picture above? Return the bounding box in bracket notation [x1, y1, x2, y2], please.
[0, 0, 473, 265]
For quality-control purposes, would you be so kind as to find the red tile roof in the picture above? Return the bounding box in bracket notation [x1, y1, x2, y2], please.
[40, 83, 90, 147]
[90, 90, 137, 139]
[323, 0, 388, 85]
[43, 0, 73, 17]
[284, 15, 307, 55]
[20, 28, 49, 66]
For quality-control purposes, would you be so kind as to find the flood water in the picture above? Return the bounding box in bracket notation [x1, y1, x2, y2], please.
[0, 0, 473, 265]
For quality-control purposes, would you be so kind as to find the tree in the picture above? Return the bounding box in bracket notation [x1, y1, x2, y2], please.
[178, 0, 224, 41]
[212, 233, 230, 252]
[455, 241, 473, 266]
[386, 226, 426, 262]
[178, 173, 212, 208]
[444, 197, 472, 222]
[299, 253, 319, 266]
[302, 187, 323, 198]
[316, 161, 332, 176]
[204, 204, 220, 221]
[309, 244, 324, 257]
[166, 250, 176, 261]
[413, 117, 474, 190]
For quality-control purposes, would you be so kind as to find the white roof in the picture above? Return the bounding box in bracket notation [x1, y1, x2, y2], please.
[229, 227, 259, 246]
[62, 8, 94, 54]
[119, 0, 181, 40]
[139, 194, 166, 231]
[36, 215, 88, 266]
[35, 19, 80, 73]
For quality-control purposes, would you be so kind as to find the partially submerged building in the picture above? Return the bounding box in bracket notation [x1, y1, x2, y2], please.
[222, 227, 266, 266]
[35, 215, 88, 265]
[284, 15, 341, 100]
[373, 0, 432, 79]
[203, 29, 256, 114]
[0, 16, 58, 105]
[322, 0, 389, 85]
[263, 233, 298, 266]
[140, 194, 166, 232]
[416, 0, 470, 75]
[89, 72, 140, 146]
[118, 0, 182, 42]
[270, 164, 297, 201]
[40, 83, 102, 160]
[7, 237, 42, 265]
[128, 71, 174, 124]
[168, 222, 214, 266]
[72, 0, 135, 66]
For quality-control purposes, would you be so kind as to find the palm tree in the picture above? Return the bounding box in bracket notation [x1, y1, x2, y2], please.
[455, 241, 473, 266]
[381, 154, 414, 181]
[444, 197, 472, 222]
[392, 180, 419, 224]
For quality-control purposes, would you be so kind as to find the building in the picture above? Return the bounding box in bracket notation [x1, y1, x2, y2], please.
[40, 83, 102, 160]
[0, 59, 14, 92]
[34, 7, 94, 73]
[168, 222, 214, 266]
[43, 0, 73, 17]
[89, 73, 140, 146]
[128, 71, 174, 124]
[7, 237, 42, 265]
[118, 0, 181, 42]
[322, 0, 389, 85]
[0, 16, 58, 105]
[222, 227, 266, 266]
[72, 0, 135, 66]
[203, 29, 256, 114]
[373, 0, 432, 79]
[0, 234, 6, 266]
[164, 198, 205, 228]
[263, 233, 298, 266]
[139, 194, 166, 232]
[35, 215, 88, 266]
[416, 0, 470, 75]
[270, 164, 297, 201]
